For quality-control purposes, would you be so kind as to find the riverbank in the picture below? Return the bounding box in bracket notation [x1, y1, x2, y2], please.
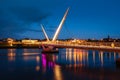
[0, 44, 41, 49]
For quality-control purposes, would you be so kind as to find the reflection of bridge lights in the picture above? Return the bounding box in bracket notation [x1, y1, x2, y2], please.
[65, 48, 89, 67]
[73, 49, 85, 63]
[54, 65, 62, 80]
[73, 49, 77, 64]
[8, 53, 16, 57]
[48, 62, 54, 68]
[66, 48, 73, 62]
[52, 55, 56, 62]
[93, 51, 96, 65]
[114, 52, 116, 61]
[42, 54, 46, 73]
[42, 54, 46, 67]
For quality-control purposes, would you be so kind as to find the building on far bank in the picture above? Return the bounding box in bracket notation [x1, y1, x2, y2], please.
[69, 39, 86, 44]
[6, 38, 15, 46]
[7, 38, 14, 43]
[22, 38, 38, 44]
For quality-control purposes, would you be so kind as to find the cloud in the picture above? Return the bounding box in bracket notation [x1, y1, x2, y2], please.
[0, 0, 69, 39]
[10, 6, 49, 23]
[0, 0, 51, 38]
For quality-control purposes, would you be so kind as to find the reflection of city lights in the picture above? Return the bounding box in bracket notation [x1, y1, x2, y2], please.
[24, 49, 27, 53]
[8, 49, 16, 61]
[35, 56, 40, 72]
[52, 55, 56, 62]
[109, 52, 111, 59]
[8, 49, 16, 56]
[100, 51, 104, 66]
[66, 48, 72, 60]
[69, 54, 72, 62]
[54, 65, 62, 80]
[56, 56, 58, 61]
[8, 56, 15, 61]
[118, 53, 120, 57]
[66, 48, 69, 60]
[36, 56, 40, 63]
[36, 65, 40, 71]
[66, 48, 73, 62]
[73, 49, 77, 64]
[86, 53, 89, 64]
[65, 48, 89, 67]
[8, 53, 16, 56]
[93, 51, 95, 65]
[114, 52, 116, 61]
[69, 64, 72, 67]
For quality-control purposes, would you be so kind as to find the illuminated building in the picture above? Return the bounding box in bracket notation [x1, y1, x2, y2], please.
[22, 39, 38, 44]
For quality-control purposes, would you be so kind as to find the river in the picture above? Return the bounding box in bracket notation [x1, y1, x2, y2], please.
[0, 48, 120, 80]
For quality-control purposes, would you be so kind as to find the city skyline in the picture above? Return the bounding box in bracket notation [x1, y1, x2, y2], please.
[0, 0, 120, 39]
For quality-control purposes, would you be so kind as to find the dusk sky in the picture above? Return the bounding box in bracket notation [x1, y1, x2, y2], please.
[0, 0, 120, 39]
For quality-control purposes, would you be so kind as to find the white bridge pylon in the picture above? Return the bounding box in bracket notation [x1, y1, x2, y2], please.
[41, 7, 69, 42]
[52, 7, 69, 41]
[41, 24, 50, 41]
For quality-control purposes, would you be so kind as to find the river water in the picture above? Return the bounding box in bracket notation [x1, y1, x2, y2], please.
[0, 48, 120, 80]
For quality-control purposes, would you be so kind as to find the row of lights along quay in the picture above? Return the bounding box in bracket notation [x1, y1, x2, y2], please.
[0, 37, 120, 51]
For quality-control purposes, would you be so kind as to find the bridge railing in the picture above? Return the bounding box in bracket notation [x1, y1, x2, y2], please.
[41, 41, 120, 50]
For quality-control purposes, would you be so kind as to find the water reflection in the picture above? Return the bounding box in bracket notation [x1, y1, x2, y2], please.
[54, 65, 63, 80]
[57, 48, 89, 67]
[0, 48, 120, 80]
[36, 65, 40, 71]
[57, 48, 120, 68]
[36, 56, 40, 71]
[99, 51, 104, 66]
[7, 49, 42, 72]
[41, 54, 56, 69]
[42, 54, 47, 73]
[41, 53, 63, 80]
[6, 48, 120, 68]
[7, 49, 16, 61]
[22, 49, 40, 61]
[23, 49, 40, 56]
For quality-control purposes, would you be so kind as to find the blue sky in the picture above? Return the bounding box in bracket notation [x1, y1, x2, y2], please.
[0, 0, 120, 39]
